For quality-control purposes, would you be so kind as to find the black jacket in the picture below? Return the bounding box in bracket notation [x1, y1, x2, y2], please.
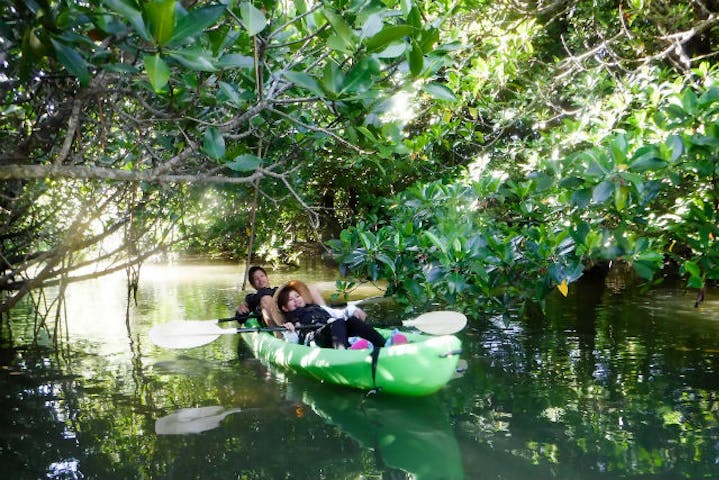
[245, 287, 277, 314]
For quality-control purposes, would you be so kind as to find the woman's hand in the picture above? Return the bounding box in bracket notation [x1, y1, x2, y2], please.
[353, 307, 367, 321]
[283, 322, 296, 332]
[236, 302, 250, 315]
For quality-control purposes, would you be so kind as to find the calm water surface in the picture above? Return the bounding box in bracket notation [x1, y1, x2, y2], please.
[1, 263, 718, 479]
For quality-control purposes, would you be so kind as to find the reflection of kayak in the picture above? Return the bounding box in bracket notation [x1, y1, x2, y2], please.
[291, 379, 464, 479]
[240, 320, 462, 396]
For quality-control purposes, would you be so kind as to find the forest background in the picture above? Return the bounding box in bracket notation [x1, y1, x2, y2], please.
[3, 0, 719, 319]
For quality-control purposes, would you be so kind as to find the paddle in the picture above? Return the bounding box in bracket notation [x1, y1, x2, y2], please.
[402, 310, 467, 335]
[149, 310, 467, 350]
[149, 320, 322, 349]
[155, 406, 249, 435]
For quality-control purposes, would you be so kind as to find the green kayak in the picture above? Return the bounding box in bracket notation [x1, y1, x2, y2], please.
[240, 319, 462, 396]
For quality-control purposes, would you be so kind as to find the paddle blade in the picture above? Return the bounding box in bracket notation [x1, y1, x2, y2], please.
[149, 320, 225, 349]
[155, 406, 245, 435]
[402, 310, 467, 335]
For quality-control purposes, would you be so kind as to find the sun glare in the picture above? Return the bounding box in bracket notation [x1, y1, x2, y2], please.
[381, 90, 417, 125]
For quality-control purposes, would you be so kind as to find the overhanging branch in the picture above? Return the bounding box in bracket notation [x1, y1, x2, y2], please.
[0, 164, 264, 184]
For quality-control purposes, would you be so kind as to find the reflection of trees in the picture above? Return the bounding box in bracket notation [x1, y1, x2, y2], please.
[455, 286, 719, 477]
[0, 332, 378, 478]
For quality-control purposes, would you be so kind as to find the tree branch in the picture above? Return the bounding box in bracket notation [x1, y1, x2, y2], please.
[0, 164, 264, 184]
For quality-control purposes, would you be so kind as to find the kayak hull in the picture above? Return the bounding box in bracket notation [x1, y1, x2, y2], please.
[240, 324, 462, 396]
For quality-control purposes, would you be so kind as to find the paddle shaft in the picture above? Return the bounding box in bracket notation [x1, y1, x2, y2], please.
[219, 315, 249, 323]
[219, 300, 358, 324]
[223, 323, 323, 334]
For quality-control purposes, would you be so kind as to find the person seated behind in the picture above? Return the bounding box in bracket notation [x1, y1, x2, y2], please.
[236, 266, 325, 328]
[273, 280, 386, 349]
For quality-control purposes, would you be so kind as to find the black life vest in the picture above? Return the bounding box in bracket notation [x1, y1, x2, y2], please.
[286, 304, 331, 326]
[245, 287, 277, 314]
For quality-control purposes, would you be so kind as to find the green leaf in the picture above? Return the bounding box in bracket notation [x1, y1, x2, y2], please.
[283, 71, 325, 97]
[375, 42, 406, 59]
[145, 0, 175, 46]
[630, 145, 667, 171]
[359, 13, 383, 40]
[323, 8, 355, 50]
[406, 6, 422, 29]
[632, 157, 667, 172]
[408, 38, 423, 77]
[610, 134, 628, 164]
[632, 260, 656, 280]
[293, 0, 307, 15]
[376, 253, 396, 274]
[572, 221, 591, 243]
[365, 25, 415, 53]
[218, 81, 242, 105]
[667, 135, 684, 162]
[665, 103, 687, 120]
[636, 251, 664, 263]
[422, 82, 456, 102]
[50, 39, 90, 86]
[169, 4, 226, 46]
[327, 34, 352, 53]
[682, 89, 697, 113]
[103, 0, 151, 41]
[358, 231, 372, 250]
[423, 231, 446, 253]
[592, 180, 614, 204]
[418, 27, 440, 53]
[216, 53, 254, 69]
[341, 57, 379, 94]
[614, 185, 628, 211]
[239, 2, 267, 36]
[167, 48, 216, 71]
[203, 127, 225, 160]
[565, 262, 584, 282]
[560, 177, 584, 189]
[226, 153, 261, 171]
[321, 63, 344, 96]
[143, 53, 170, 92]
[687, 275, 704, 289]
[683, 260, 701, 278]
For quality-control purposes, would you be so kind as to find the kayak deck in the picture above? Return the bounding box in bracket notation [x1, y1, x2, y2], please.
[240, 322, 462, 396]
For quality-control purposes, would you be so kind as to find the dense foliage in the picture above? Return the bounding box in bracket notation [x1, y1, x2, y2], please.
[1, 0, 456, 311]
[3, 0, 719, 316]
[329, 1, 719, 314]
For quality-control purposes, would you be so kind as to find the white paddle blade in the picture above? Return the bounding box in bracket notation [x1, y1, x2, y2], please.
[149, 320, 227, 349]
[403, 310, 467, 335]
[155, 406, 244, 435]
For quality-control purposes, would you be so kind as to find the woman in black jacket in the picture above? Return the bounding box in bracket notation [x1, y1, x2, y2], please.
[273, 280, 386, 349]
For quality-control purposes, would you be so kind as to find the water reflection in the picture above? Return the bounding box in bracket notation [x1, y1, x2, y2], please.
[451, 282, 719, 478]
[287, 378, 464, 480]
[3, 263, 719, 478]
[151, 356, 216, 376]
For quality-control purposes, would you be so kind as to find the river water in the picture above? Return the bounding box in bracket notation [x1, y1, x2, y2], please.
[1, 263, 718, 479]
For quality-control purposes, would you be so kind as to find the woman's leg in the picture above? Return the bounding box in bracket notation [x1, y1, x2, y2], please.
[345, 316, 386, 347]
[313, 325, 334, 347]
[327, 320, 349, 348]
